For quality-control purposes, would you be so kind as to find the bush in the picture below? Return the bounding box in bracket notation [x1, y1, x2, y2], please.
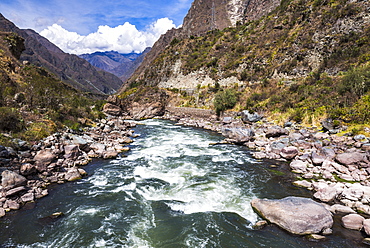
[0, 107, 23, 132]
[214, 89, 239, 116]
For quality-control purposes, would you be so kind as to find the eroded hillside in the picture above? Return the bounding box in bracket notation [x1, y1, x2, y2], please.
[0, 32, 105, 145]
[119, 0, 370, 131]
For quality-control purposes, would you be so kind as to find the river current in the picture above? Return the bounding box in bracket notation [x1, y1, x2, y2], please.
[0, 119, 365, 247]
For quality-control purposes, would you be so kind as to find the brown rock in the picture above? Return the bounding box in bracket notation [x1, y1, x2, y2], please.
[34, 150, 56, 165]
[280, 146, 299, 160]
[1, 170, 27, 188]
[265, 126, 289, 138]
[103, 150, 118, 159]
[64, 145, 80, 160]
[6, 186, 26, 197]
[64, 168, 82, 182]
[20, 163, 37, 176]
[342, 214, 365, 230]
[21, 192, 35, 203]
[0, 208, 5, 217]
[3, 199, 20, 210]
[103, 103, 122, 116]
[336, 152, 367, 166]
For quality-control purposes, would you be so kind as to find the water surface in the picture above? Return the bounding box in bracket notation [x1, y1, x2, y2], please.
[0, 119, 365, 247]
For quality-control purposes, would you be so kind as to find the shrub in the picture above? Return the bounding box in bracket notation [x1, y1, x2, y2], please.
[0, 107, 23, 132]
[214, 89, 239, 116]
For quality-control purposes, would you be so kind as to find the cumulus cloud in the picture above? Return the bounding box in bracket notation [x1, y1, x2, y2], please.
[40, 18, 176, 54]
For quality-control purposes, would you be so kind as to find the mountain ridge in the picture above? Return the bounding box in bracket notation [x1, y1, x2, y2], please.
[0, 13, 123, 95]
[79, 48, 150, 82]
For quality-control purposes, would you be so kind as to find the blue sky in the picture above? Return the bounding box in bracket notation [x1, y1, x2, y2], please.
[0, 0, 193, 54]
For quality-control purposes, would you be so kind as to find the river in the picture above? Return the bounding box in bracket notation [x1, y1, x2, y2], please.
[0, 119, 366, 247]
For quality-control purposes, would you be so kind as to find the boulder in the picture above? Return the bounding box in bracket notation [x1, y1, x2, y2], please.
[0, 145, 10, 158]
[313, 186, 339, 202]
[341, 214, 365, 230]
[329, 204, 356, 214]
[20, 163, 37, 176]
[363, 219, 370, 236]
[21, 192, 35, 203]
[0, 208, 5, 217]
[336, 152, 367, 165]
[265, 126, 289, 138]
[311, 152, 325, 166]
[221, 128, 255, 144]
[1, 170, 27, 188]
[290, 160, 308, 173]
[3, 199, 20, 210]
[64, 145, 80, 160]
[64, 168, 82, 182]
[240, 110, 262, 123]
[90, 143, 106, 157]
[6, 186, 26, 197]
[34, 150, 56, 165]
[280, 146, 299, 160]
[103, 150, 119, 159]
[129, 102, 165, 120]
[251, 196, 333, 235]
[103, 103, 122, 116]
[321, 118, 340, 133]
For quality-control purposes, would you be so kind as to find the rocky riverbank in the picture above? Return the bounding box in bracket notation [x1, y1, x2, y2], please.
[0, 116, 137, 218]
[161, 107, 370, 240]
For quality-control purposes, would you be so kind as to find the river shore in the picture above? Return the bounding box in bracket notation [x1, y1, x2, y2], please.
[161, 107, 370, 238]
[0, 116, 137, 218]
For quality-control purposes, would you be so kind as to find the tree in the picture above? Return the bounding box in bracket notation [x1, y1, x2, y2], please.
[213, 89, 238, 116]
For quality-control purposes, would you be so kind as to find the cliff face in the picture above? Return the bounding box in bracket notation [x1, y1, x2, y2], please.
[0, 14, 123, 95]
[122, 0, 280, 92]
[181, 0, 280, 36]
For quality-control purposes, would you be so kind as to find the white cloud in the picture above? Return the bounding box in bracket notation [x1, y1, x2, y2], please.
[40, 17, 177, 54]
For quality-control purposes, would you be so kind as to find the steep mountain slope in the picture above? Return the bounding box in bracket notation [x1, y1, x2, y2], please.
[0, 31, 104, 144]
[124, 0, 280, 88]
[118, 0, 370, 128]
[0, 14, 123, 95]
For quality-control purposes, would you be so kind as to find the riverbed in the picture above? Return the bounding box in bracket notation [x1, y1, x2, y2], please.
[0, 119, 365, 247]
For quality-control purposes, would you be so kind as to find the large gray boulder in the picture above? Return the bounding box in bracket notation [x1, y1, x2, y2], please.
[336, 152, 368, 165]
[251, 196, 333, 235]
[221, 127, 255, 144]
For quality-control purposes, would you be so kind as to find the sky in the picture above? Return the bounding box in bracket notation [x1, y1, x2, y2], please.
[0, 0, 193, 54]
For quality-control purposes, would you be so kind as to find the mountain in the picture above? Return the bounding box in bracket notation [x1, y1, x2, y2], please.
[0, 14, 123, 96]
[117, 0, 370, 127]
[0, 31, 105, 142]
[122, 0, 281, 89]
[79, 48, 150, 82]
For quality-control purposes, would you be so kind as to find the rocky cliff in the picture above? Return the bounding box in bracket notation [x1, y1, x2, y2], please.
[118, 0, 370, 126]
[123, 0, 280, 89]
[0, 14, 123, 96]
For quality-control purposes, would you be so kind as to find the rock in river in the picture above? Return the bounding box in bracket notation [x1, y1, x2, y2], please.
[251, 196, 333, 235]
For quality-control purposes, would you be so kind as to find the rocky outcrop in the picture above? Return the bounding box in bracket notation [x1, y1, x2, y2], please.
[251, 196, 333, 235]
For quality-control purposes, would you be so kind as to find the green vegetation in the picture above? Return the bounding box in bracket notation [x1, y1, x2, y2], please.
[214, 89, 239, 116]
[0, 32, 105, 144]
[121, 0, 370, 129]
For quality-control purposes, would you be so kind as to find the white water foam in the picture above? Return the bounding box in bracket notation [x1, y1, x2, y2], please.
[130, 120, 259, 226]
